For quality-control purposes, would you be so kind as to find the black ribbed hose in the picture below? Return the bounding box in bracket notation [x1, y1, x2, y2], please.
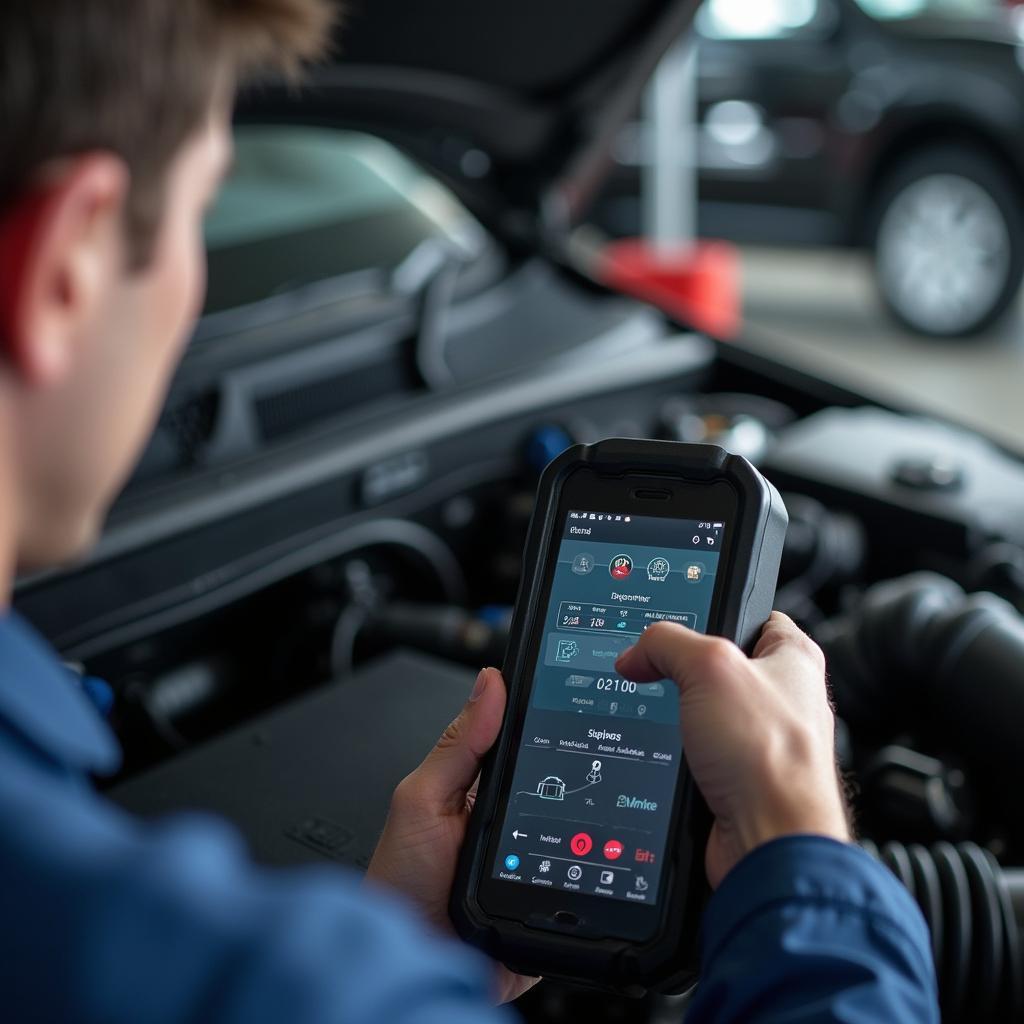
[862, 840, 1023, 1022]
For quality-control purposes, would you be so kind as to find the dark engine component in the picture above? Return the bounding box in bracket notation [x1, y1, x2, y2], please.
[764, 407, 1024, 561]
[817, 572, 1024, 781]
[774, 494, 867, 627]
[863, 840, 1023, 1022]
[858, 745, 974, 843]
[966, 542, 1024, 615]
[820, 572, 1024, 1021]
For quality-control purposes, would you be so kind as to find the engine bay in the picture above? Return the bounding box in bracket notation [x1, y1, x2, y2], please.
[16, 260, 1024, 1022]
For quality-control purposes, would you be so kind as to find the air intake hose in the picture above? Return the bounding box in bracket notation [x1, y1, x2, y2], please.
[817, 573, 1024, 776]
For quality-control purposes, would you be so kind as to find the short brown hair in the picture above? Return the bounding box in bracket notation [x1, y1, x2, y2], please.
[0, 0, 335, 267]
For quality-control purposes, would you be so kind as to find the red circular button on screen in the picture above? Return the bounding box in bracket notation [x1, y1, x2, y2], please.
[603, 839, 624, 860]
[570, 832, 593, 857]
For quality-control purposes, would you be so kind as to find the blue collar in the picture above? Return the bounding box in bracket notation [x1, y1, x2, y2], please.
[0, 611, 120, 775]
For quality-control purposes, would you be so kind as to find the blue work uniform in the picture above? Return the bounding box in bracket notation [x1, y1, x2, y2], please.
[0, 612, 938, 1022]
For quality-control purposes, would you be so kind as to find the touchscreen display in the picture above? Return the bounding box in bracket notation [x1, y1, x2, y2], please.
[490, 510, 725, 907]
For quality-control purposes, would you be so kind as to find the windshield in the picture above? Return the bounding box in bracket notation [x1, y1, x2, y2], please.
[854, 0, 1002, 19]
[201, 125, 485, 318]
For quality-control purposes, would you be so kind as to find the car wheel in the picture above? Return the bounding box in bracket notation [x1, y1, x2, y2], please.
[870, 145, 1024, 338]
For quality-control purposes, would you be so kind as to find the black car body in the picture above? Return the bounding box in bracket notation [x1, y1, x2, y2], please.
[600, 0, 1024, 336]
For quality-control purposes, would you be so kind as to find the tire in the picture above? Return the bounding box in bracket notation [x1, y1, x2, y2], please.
[869, 144, 1024, 338]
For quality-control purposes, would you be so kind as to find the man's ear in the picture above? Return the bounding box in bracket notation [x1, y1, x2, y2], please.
[0, 154, 130, 386]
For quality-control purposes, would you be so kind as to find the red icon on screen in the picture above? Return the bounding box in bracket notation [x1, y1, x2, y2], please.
[635, 848, 656, 864]
[609, 554, 633, 580]
[570, 832, 593, 857]
[603, 839, 624, 860]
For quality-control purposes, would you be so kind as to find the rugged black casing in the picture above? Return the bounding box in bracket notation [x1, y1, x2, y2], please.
[451, 439, 788, 994]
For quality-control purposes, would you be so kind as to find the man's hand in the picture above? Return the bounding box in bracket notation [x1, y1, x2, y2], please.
[365, 667, 538, 1004]
[616, 612, 850, 889]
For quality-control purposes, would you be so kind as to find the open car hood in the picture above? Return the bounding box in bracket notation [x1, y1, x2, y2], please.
[238, 0, 700, 243]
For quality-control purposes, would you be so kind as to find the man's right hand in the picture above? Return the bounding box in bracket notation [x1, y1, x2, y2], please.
[615, 612, 850, 889]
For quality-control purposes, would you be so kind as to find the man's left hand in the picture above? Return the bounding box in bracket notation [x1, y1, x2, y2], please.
[366, 667, 539, 1004]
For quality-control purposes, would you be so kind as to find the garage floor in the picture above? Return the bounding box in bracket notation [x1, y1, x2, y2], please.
[737, 246, 1024, 456]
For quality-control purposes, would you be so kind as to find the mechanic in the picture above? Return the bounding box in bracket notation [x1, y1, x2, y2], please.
[0, 2, 938, 1022]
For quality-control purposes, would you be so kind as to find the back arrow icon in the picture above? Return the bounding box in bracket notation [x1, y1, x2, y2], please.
[512, 829, 528, 840]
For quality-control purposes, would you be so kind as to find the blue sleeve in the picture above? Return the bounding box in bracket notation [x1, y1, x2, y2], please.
[0, 748, 514, 1024]
[688, 836, 940, 1023]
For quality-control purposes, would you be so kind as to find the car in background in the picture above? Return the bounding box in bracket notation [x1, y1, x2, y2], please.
[598, 0, 1024, 338]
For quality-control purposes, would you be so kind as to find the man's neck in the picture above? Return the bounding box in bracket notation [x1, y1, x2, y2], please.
[0, 523, 13, 611]
[0, 410, 18, 609]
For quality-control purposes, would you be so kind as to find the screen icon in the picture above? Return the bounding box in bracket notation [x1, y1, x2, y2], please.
[539, 859, 551, 873]
[615, 515, 622, 521]
[570, 832, 593, 857]
[646, 556, 670, 582]
[624, 517, 631, 522]
[555, 639, 579, 662]
[571, 552, 594, 575]
[635, 875, 649, 892]
[567, 865, 583, 881]
[599, 870, 615, 885]
[609, 554, 633, 579]
[565, 674, 594, 688]
[589, 513, 596, 520]
[686, 564, 703, 582]
[603, 839, 624, 860]
[504, 854, 520, 871]
[535, 776, 566, 800]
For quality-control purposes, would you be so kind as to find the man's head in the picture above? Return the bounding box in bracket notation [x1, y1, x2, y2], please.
[0, 0, 334, 572]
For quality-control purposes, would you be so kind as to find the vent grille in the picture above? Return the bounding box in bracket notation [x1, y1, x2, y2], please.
[163, 389, 221, 465]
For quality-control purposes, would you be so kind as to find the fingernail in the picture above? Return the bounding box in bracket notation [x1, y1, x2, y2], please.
[470, 668, 489, 702]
